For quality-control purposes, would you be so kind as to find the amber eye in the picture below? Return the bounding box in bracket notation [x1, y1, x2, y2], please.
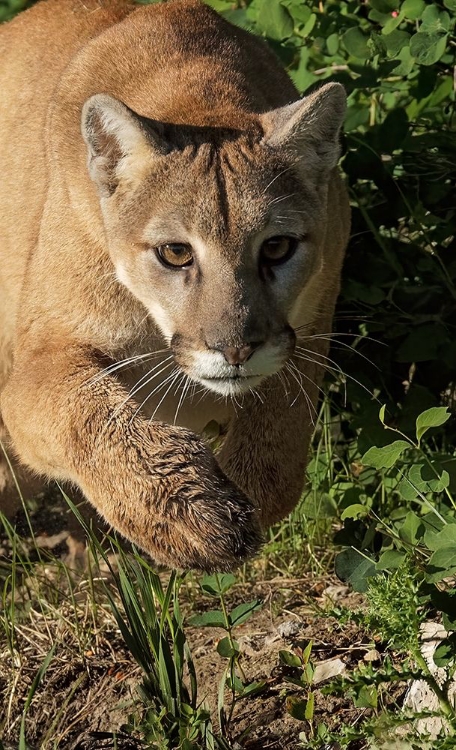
[155, 243, 194, 269]
[260, 236, 298, 266]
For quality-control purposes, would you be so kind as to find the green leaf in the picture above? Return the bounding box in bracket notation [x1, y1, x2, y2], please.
[200, 573, 236, 597]
[343, 27, 371, 59]
[362, 440, 410, 469]
[401, 0, 426, 21]
[444, 0, 456, 11]
[300, 12, 316, 37]
[354, 684, 378, 709]
[416, 407, 451, 444]
[226, 672, 244, 694]
[256, 1, 294, 40]
[240, 680, 266, 697]
[369, 0, 398, 10]
[426, 546, 456, 583]
[188, 610, 226, 628]
[280, 650, 302, 668]
[381, 11, 405, 34]
[341, 503, 370, 521]
[420, 5, 450, 33]
[397, 476, 418, 501]
[326, 33, 339, 56]
[425, 524, 456, 552]
[402, 0, 425, 19]
[376, 549, 406, 571]
[302, 662, 314, 685]
[287, 696, 311, 721]
[434, 634, 456, 668]
[383, 29, 411, 56]
[216, 636, 239, 658]
[230, 599, 262, 627]
[391, 43, 415, 74]
[410, 31, 448, 65]
[305, 692, 315, 721]
[335, 549, 377, 593]
[398, 511, 425, 545]
[285, 2, 311, 25]
[408, 462, 450, 493]
[302, 640, 313, 664]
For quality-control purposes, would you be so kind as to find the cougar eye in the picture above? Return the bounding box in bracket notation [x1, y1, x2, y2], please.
[260, 236, 298, 266]
[155, 243, 193, 268]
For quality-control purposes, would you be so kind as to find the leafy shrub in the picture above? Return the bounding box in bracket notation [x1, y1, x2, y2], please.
[206, 0, 455, 439]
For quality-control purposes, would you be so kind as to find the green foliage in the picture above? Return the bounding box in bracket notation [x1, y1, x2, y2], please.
[63, 499, 215, 749]
[326, 405, 456, 743]
[365, 562, 424, 651]
[0, 0, 33, 22]
[201, 0, 455, 442]
[192, 573, 265, 739]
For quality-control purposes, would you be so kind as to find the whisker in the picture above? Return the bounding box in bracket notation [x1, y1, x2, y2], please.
[276, 369, 290, 398]
[293, 350, 377, 402]
[298, 331, 374, 339]
[127, 360, 176, 425]
[269, 192, 298, 206]
[88, 349, 170, 385]
[193, 385, 211, 408]
[295, 345, 346, 375]
[127, 356, 174, 399]
[263, 167, 295, 195]
[232, 391, 243, 410]
[285, 363, 317, 425]
[105, 357, 173, 426]
[249, 387, 264, 404]
[293, 348, 348, 405]
[298, 336, 380, 369]
[296, 328, 384, 346]
[149, 369, 182, 422]
[174, 375, 191, 425]
[288, 359, 325, 400]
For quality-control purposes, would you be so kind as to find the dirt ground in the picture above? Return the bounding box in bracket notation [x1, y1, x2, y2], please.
[0, 486, 403, 750]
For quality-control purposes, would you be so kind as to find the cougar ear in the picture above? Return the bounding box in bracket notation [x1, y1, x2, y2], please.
[81, 94, 168, 197]
[260, 82, 346, 172]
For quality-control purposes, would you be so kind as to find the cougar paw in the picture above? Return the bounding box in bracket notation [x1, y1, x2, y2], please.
[153, 482, 263, 572]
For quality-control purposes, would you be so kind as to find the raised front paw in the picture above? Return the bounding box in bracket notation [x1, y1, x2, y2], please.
[95, 423, 263, 572]
[148, 428, 263, 571]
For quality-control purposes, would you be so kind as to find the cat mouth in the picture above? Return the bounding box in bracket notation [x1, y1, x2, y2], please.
[197, 373, 264, 395]
[201, 374, 261, 381]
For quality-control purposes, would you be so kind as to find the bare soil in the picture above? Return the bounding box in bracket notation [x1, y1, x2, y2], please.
[0, 487, 404, 749]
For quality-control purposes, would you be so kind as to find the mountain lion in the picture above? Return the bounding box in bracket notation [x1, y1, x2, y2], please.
[0, 0, 350, 570]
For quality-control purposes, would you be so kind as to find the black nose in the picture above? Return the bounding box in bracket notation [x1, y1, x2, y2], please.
[221, 342, 262, 366]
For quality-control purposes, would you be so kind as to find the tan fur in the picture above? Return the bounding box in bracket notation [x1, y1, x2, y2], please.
[0, 0, 350, 570]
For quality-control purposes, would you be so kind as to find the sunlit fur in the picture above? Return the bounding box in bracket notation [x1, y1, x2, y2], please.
[0, 0, 350, 571]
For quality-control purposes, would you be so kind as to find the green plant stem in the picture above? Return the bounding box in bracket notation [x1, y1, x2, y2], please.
[414, 651, 456, 725]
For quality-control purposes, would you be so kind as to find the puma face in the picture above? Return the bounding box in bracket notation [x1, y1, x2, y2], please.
[82, 84, 346, 396]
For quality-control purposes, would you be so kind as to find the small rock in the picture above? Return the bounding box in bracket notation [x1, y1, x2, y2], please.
[238, 634, 264, 656]
[364, 649, 381, 663]
[321, 583, 350, 604]
[313, 657, 346, 684]
[277, 620, 300, 638]
[400, 621, 456, 739]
